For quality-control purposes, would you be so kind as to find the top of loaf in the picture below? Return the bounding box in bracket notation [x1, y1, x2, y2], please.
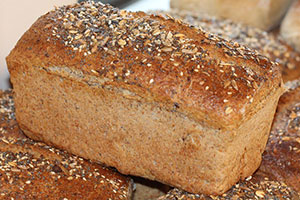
[7, 1, 283, 130]
[154, 10, 300, 82]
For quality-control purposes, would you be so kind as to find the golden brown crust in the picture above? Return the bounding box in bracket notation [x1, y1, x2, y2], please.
[6, 1, 283, 130]
[153, 9, 300, 82]
[0, 90, 133, 200]
[259, 80, 300, 192]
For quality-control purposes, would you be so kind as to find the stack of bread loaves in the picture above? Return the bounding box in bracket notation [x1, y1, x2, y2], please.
[6, 1, 284, 195]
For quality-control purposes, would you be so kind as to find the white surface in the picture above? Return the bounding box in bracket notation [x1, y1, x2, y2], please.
[126, 0, 169, 12]
[0, 0, 77, 89]
[0, 0, 170, 89]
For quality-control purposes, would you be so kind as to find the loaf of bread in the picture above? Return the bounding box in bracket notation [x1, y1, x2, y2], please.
[170, 0, 294, 31]
[6, 1, 284, 195]
[280, 0, 300, 53]
[158, 80, 300, 199]
[0, 90, 133, 199]
[152, 10, 300, 82]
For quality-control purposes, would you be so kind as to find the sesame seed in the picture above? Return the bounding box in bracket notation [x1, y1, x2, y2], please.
[118, 39, 126, 47]
[149, 79, 154, 84]
[225, 107, 233, 114]
[231, 80, 238, 90]
[255, 190, 265, 198]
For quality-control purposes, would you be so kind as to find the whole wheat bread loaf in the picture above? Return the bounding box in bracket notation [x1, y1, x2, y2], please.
[6, 1, 284, 195]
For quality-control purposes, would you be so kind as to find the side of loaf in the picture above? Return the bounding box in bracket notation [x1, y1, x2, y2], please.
[170, 0, 294, 30]
[0, 90, 133, 200]
[6, 1, 284, 195]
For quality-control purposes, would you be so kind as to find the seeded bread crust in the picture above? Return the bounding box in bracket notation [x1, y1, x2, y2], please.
[6, 2, 284, 195]
[154, 10, 300, 82]
[158, 177, 300, 200]
[259, 80, 300, 192]
[7, 2, 282, 130]
[0, 90, 133, 200]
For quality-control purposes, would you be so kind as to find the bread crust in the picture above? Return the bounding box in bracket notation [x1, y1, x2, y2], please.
[259, 80, 300, 191]
[158, 177, 300, 199]
[154, 10, 300, 82]
[7, 2, 282, 130]
[157, 80, 300, 199]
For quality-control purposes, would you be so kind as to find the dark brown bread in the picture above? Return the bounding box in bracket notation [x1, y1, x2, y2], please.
[0, 90, 133, 200]
[259, 80, 300, 192]
[154, 10, 300, 82]
[6, 1, 284, 195]
[158, 80, 300, 199]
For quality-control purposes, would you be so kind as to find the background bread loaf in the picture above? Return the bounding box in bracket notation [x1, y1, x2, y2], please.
[280, 0, 300, 53]
[259, 80, 300, 192]
[170, 0, 294, 31]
